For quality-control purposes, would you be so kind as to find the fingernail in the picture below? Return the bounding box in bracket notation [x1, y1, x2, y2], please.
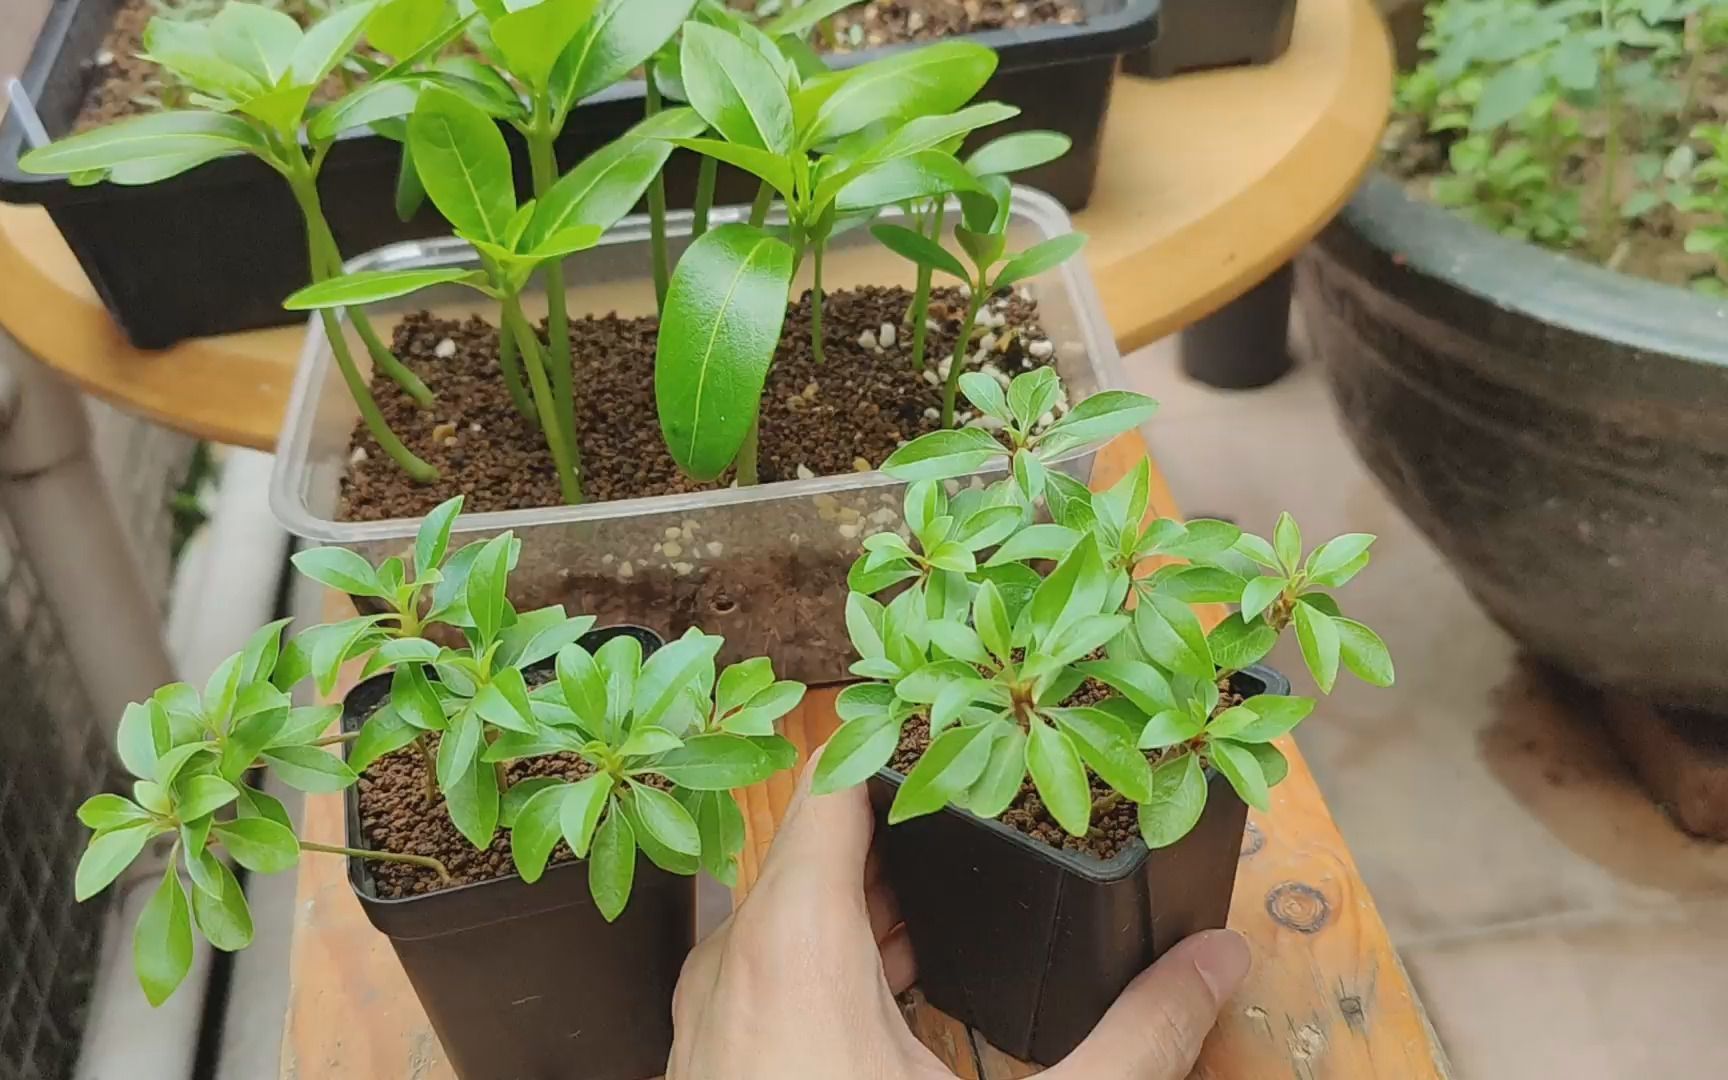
[1190, 930, 1251, 1003]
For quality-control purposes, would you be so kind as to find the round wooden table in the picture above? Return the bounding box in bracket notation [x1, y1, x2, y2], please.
[0, 0, 1391, 450]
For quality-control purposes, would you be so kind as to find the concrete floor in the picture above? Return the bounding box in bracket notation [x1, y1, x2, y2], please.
[1128, 327, 1728, 1079]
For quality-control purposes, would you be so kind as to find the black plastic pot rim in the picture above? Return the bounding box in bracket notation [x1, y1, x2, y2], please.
[875, 662, 1287, 885]
[0, 0, 1158, 203]
[1344, 172, 1728, 370]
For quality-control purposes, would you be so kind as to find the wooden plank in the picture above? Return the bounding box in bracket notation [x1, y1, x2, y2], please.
[0, 0, 1388, 450]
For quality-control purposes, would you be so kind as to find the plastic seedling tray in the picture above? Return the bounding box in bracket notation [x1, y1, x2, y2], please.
[0, 0, 1158, 347]
[270, 187, 1130, 687]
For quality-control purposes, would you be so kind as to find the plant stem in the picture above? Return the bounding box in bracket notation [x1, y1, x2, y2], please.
[317, 307, 438, 481]
[311, 731, 360, 746]
[940, 287, 984, 427]
[526, 100, 577, 455]
[415, 736, 438, 804]
[908, 199, 943, 371]
[735, 417, 760, 486]
[1092, 791, 1124, 816]
[1597, 0, 1622, 259]
[643, 61, 671, 311]
[692, 155, 718, 238]
[300, 840, 452, 882]
[502, 297, 584, 504]
[809, 239, 826, 364]
[749, 181, 774, 228]
[494, 317, 536, 422]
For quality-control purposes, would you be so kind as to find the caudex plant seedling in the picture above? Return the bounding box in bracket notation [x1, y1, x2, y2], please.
[19, 0, 468, 481]
[76, 494, 803, 1004]
[286, 88, 704, 504]
[815, 369, 1395, 849]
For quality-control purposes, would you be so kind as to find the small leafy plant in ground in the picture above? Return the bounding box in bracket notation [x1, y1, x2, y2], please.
[814, 370, 1394, 850]
[74, 494, 801, 1003]
[1388, 0, 1728, 290]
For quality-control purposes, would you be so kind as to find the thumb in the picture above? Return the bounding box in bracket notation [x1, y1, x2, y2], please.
[1048, 930, 1250, 1080]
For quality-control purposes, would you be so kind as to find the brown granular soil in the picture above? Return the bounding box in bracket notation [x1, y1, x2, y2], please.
[888, 680, 1246, 862]
[339, 285, 1048, 519]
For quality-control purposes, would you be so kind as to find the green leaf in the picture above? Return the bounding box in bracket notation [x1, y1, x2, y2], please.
[717, 657, 775, 715]
[557, 642, 609, 729]
[391, 665, 446, 732]
[473, 675, 537, 735]
[1026, 717, 1089, 836]
[212, 817, 301, 874]
[1158, 566, 1248, 605]
[871, 223, 969, 280]
[958, 723, 1026, 817]
[1294, 601, 1341, 693]
[212, 2, 304, 85]
[293, 0, 381, 85]
[1134, 592, 1213, 679]
[984, 523, 1081, 567]
[803, 41, 997, 145]
[834, 150, 981, 212]
[859, 102, 1020, 166]
[1270, 512, 1302, 574]
[176, 775, 240, 821]
[190, 854, 254, 951]
[465, 533, 513, 647]
[409, 87, 516, 244]
[762, 0, 863, 35]
[966, 130, 1070, 177]
[811, 709, 900, 794]
[237, 83, 315, 133]
[235, 786, 294, 831]
[1335, 618, 1395, 687]
[1239, 574, 1285, 623]
[153, 743, 215, 790]
[721, 680, 805, 736]
[1007, 368, 1061, 432]
[888, 723, 998, 823]
[1042, 613, 1130, 668]
[290, 547, 386, 597]
[1138, 753, 1207, 849]
[500, 608, 596, 670]
[627, 781, 701, 856]
[78, 794, 153, 831]
[18, 110, 266, 185]
[1207, 614, 1279, 671]
[1029, 540, 1108, 640]
[526, 110, 704, 249]
[972, 580, 1013, 663]
[680, 21, 794, 153]
[491, 0, 598, 89]
[1138, 707, 1203, 750]
[262, 745, 358, 793]
[1050, 706, 1152, 802]
[996, 232, 1086, 287]
[1246, 741, 1289, 787]
[1076, 658, 1176, 715]
[1472, 63, 1544, 131]
[595, 632, 644, 734]
[845, 592, 889, 660]
[140, 18, 266, 101]
[1210, 695, 1314, 742]
[134, 867, 194, 1006]
[552, 0, 698, 111]
[962, 373, 1013, 425]
[510, 781, 570, 882]
[1306, 534, 1375, 582]
[366, 0, 449, 60]
[651, 733, 775, 789]
[928, 620, 990, 667]
[559, 773, 613, 856]
[589, 802, 636, 920]
[444, 759, 501, 849]
[619, 725, 683, 757]
[75, 821, 154, 901]
[1209, 739, 1269, 811]
[683, 788, 746, 887]
[413, 495, 464, 578]
[350, 704, 420, 773]
[634, 632, 725, 728]
[1044, 470, 1096, 531]
[283, 268, 484, 311]
[655, 223, 796, 480]
[237, 618, 292, 688]
[1038, 391, 1159, 454]
[882, 427, 1005, 481]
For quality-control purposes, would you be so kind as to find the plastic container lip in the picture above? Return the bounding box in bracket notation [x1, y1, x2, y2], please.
[268, 185, 1123, 543]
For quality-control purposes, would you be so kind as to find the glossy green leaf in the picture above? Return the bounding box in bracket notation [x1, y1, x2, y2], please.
[78, 794, 153, 832]
[283, 268, 484, 311]
[871, 223, 969, 279]
[1210, 695, 1314, 742]
[409, 87, 517, 243]
[888, 722, 998, 823]
[811, 709, 900, 794]
[465, 533, 514, 647]
[634, 632, 725, 729]
[1207, 613, 1279, 672]
[1076, 658, 1175, 715]
[628, 781, 701, 855]
[1306, 533, 1376, 582]
[559, 773, 613, 857]
[1239, 574, 1285, 623]
[349, 704, 420, 774]
[1029, 539, 1108, 640]
[235, 785, 294, 831]
[861, 102, 1019, 166]
[803, 41, 996, 145]
[762, 0, 863, 35]
[1038, 390, 1159, 454]
[882, 427, 1004, 481]
[525, 109, 704, 248]
[682, 787, 746, 887]
[134, 867, 194, 1006]
[680, 21, 794, 153]
[1050, 705, 1152, 802]
[835, 150, 980, 212]
[366, 0, 449, 59]
[140, 18, 266, 101]
[412, 495, 463, 577]
[966, 129, 1071, 176]
[588, 802, 636, 920]
[290, 547, 385, 597]
[1138, 752, 1206, 849]
[651, 732, 775, 789]
[1026, 716, 1089, 836]
[293, 0, 382, 85]
[954, 723, 1024, 817]
[1209, 738, 1269, 811]
[557, 643, 608, 728]
[1335, 618, 1395, 687]
[717, 656, 775, 715]
[655, 223, 795, 480]
[1294, 601, 1341, 693]
[995, 231, 1086, 287]
[19, 111, 265, 185]
[190, 854, 254, 951]
[1246, 740, 1289, 787]
[75, 821, 154, 901]
[510, 781, 570, 882]
[443, 758, 501, 848]
[1272, 512, 1302, 574]
[721, 680, 804, 736]
[176, 775, 240, 822]
[491, 0, 598, 89]
[262, 745, 357, 793]
[212, 816, 301, 874]
[1133, 592, 1213, 679]
[594, 632, 643, 734]
[499, 608, 596, 670]
[552, 0, 698, 111]
[211, 3, 304, 86]
[1158, 566, 1249, 605]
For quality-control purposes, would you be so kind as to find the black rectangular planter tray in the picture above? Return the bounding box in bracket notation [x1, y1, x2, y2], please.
[1124, 0, 1297, 78]
[867, 664, 1288, 1066]
[338, 625, 689, 1080]
[0, 0, 1157, 348]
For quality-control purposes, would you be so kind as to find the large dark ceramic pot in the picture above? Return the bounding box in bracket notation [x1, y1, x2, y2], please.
[1297, 172, 1728, 712]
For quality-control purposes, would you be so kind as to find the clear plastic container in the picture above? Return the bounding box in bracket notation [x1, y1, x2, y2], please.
[270, 187, 1128, 685]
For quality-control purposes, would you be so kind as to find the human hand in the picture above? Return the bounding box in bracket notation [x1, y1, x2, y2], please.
[666, 754, 1252, 1079]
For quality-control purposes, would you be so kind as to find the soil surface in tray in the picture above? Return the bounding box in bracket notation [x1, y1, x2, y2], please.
[889, 679, 1245, 861]
[73, 0, 1084, 129]
[340, 284, 1056, 519]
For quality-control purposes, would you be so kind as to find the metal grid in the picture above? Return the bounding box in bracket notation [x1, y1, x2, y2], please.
[0, 403, 195, 1080]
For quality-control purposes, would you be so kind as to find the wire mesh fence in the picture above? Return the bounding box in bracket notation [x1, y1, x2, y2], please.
[0, 403, 196, 1080]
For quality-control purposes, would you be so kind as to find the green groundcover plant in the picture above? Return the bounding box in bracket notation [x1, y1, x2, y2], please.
[73, 495, 801, 1005]
[813, 370, 1394, 849]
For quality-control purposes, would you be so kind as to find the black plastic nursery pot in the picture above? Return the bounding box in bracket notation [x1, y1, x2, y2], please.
[0, 0, 1158, 348]
[1297, 172, 1728, 713]
[339, 625, 689, 1080]
[1124, 0, 1297, 78]
[867, 664, 1287, 1065]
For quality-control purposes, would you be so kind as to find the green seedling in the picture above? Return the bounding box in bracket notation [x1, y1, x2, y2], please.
[19, 0, 459, 482]
[874, 184, 1087, 427]
[285, 90, 704, 504]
